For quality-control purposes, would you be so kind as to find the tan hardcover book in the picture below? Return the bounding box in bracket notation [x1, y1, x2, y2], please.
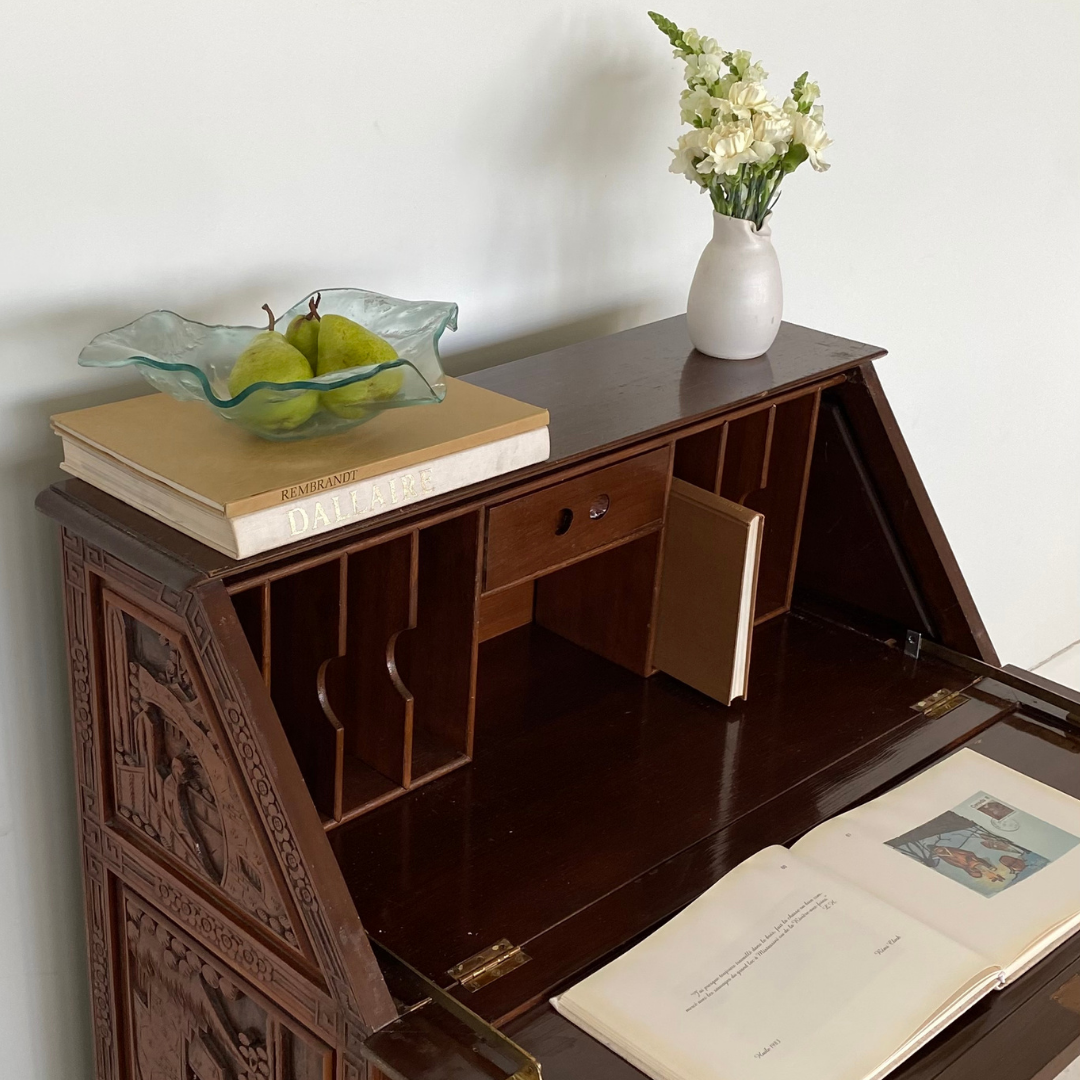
[554, 749, 1080, 1080]
[652, 478, 763, 705]
[52, 378, 550, 559]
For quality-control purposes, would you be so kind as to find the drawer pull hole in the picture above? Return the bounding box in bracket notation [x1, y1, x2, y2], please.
[589, 494, 611, 520]
[555, 508, 574, 535]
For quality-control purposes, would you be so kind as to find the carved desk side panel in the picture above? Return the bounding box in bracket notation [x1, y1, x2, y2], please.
[59, 529, 395, 1080]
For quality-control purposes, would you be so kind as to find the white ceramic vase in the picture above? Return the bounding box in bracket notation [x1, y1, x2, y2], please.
[686, 211, 782, 360]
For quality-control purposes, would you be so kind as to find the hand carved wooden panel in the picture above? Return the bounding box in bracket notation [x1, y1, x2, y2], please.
[103, 588, 304, 956]
[121, 889, 330, 1080]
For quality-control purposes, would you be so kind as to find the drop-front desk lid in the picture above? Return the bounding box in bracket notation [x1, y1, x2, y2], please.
[356, 680, 1080, 1080]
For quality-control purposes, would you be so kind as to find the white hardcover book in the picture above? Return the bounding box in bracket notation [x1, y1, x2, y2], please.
[51, 377, 551, 560]
[59, 426, 550, 559]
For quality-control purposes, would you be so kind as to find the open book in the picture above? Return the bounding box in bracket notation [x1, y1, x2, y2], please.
[554, 750, 1080, 1080]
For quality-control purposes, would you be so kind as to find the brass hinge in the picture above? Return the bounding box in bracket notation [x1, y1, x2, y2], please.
[912, 687, 970, 719]
[448, 938, 531, 992]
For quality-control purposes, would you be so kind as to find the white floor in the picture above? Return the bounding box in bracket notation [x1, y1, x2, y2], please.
[1033, 640, 1080, 693]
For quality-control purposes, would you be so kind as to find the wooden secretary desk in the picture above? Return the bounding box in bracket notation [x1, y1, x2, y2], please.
[38, 318, 1080, 1080]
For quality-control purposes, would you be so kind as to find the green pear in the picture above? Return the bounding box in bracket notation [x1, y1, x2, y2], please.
[285, 293, 321, 364]
[316, 314, 404, 418]
[228, 305, 319, 433]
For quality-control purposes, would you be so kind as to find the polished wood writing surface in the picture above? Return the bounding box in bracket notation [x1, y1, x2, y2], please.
[466, 316, 882, 465]
[330, 612, 983, 1000]
[502, 711, 1080, 1079]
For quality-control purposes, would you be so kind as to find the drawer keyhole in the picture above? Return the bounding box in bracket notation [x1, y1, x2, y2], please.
[555, 508, 574, 536]
[590, 494, 611, 520]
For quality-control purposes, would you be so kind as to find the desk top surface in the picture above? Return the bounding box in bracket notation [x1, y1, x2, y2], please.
[40, 317, 883, 579]
[464, 315, 883, 464]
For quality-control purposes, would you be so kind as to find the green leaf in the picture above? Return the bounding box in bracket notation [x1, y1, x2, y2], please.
[648, 11, 684, 48]
[793, 70, 808, 93]
[780, 143, 808, 174]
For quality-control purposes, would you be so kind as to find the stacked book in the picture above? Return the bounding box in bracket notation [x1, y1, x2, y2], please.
[52, 378, 549, 559]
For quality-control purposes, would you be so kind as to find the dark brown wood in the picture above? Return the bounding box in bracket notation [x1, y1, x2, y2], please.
[49, 528, 397, 1080]
[745, 389, 820, 619]
[796, 396, 936, 639]
[535, 531, 665, 676]
[483, 447, 670, 594]
[826, 366, 998, 663]
[39, 316, 1042, 1080]
[478, 580, 535, 642]
[672, 422, 728, 492]
[37, 319, 883, 581]
[269, 559, 343, 817]
[329, 613, 984, 989]
[719, 404, 775, 504]
[399, 512, 482, 764]
[466, 317, 882, 472]
[231, 584, 264, 675]
[330, 534, 417, 791]
[119, 886, 334, 1080]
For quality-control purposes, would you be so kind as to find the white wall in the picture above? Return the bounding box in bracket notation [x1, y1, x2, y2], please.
[1, 1, 1077, 1074]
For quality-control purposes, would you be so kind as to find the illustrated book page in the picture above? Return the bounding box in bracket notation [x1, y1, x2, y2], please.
[793, 748, 1080, 982]
[553, 845, 998, 1080]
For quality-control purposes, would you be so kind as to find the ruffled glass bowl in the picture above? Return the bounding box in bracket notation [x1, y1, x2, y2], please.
[79, 289, 458, 440]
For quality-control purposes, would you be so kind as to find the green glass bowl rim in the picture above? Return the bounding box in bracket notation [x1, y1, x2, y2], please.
[78, 300, 458, 410]
[82, 354, 439, 410]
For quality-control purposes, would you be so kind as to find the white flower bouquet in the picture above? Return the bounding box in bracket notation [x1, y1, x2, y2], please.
[649, 11, 831, 228]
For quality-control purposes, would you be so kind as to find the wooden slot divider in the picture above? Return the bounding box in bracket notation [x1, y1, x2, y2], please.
[313, 667, 345, 823]
[714, 421, 730, 490]
[229, 584, 264, 679]
[267, 560, 343, 820]
[318, 532, 418, 814]
[250, 512, 486, 829]
[744, 391, 821, 617]
[466, 511, 485, 754]
[398, 511, 482, 775]
[336, 552, 348, 656]
[782, 389, 822, 610]
[719, 405, 776, 505]
[260, 581, 272, 688]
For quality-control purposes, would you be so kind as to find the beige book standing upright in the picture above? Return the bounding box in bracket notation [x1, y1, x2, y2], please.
[653, 478, 763, 705]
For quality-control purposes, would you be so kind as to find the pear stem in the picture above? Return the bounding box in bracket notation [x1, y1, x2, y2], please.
[306, 293, 322, 322]
[262, 304, 276, 332]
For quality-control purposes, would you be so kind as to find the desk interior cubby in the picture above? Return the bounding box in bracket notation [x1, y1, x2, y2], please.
[228, 510, 482, 827]
[227, 386, 826, 832]
[672, 388, 821, 623]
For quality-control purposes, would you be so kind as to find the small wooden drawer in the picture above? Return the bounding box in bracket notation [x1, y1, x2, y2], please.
[484, 448, 670, 592]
